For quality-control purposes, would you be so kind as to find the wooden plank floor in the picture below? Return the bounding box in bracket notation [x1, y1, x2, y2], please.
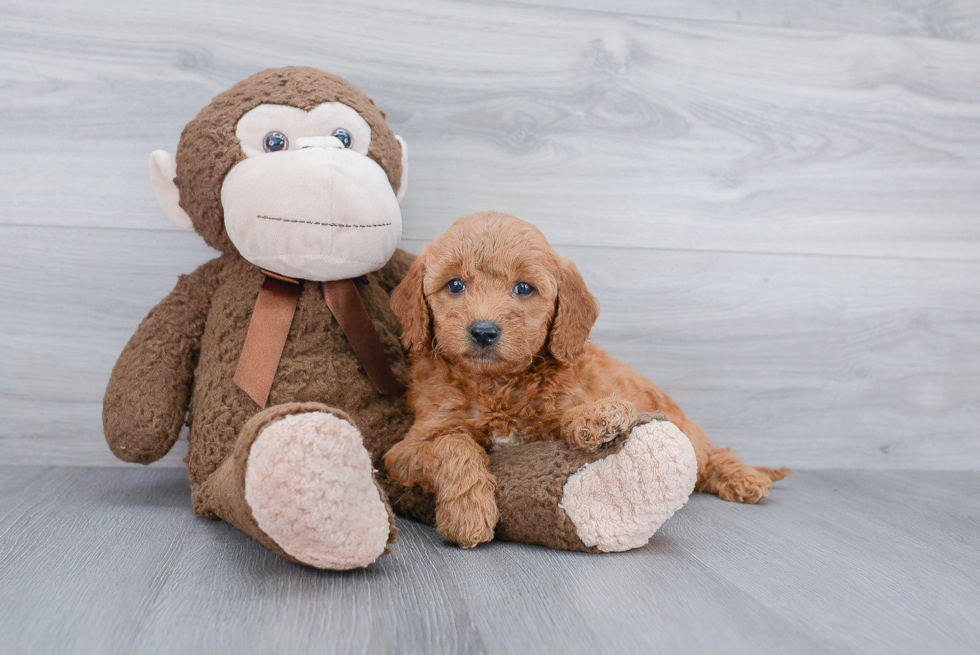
[0, 466, 977, 654]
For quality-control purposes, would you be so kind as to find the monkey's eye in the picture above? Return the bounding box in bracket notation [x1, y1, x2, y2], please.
[513, 282, 534, 296]
[331, 128, 352, 148]
[446, 279, 466, 294]
[263, 131, 288, 153]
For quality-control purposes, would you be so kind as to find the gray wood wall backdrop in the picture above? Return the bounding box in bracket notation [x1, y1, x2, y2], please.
[1, 0, 978, 469]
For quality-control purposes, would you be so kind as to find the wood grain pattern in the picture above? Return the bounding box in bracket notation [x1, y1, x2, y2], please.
[0, 1, 978, 469]
[1, 225, 977, 469]
[1, 466, 977, 654]
[1, 0, 979, 260]
[507, 0, 980, 42]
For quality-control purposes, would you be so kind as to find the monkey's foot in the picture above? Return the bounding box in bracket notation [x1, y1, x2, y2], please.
[243, 409, 394, 569]
[559, 417, 697, 552]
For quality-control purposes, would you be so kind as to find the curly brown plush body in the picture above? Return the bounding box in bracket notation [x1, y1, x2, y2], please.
[104, 253, 413, 492]
[104, 248, 420, 554]
[103, 68, 428, 568]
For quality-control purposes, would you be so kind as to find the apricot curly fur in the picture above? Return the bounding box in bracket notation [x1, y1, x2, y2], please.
[385, 212, 789, 546]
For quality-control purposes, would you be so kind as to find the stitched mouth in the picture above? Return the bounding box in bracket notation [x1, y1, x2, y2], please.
[257, 215, 392, 228]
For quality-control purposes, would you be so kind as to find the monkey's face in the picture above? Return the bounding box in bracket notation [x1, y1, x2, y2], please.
[220, 101, 402, 281]
[152, 68, 409, 282]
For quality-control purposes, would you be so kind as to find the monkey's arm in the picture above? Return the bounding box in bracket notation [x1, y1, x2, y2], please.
[103, 258, 224, 464]
[374, 248, 416, 293]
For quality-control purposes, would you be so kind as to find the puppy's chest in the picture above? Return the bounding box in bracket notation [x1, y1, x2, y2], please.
[466, 386, 558, 451]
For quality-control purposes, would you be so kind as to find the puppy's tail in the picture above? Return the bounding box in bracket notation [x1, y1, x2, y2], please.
[755, 466, 791, 481]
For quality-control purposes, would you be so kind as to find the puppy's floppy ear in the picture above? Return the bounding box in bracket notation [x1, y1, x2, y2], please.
[549, 256, 599, 366]
[390, 252, 432, 355]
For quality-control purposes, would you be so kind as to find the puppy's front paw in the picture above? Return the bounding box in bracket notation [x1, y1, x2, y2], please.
[436, 482, 499, 549]
[562, 399, 637, 451]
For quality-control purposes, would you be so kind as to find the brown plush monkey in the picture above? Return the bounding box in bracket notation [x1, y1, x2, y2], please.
[104, 67, 694, 569]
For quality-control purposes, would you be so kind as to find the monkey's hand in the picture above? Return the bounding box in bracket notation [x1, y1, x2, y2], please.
[561, 399, 637, 451]
[103, 258, 222, 464]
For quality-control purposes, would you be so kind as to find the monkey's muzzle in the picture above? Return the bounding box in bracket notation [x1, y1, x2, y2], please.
[221, 147, 402, 281]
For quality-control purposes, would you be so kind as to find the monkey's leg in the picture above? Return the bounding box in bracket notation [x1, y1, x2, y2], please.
[493, 413, 697, 553]
[195, 402, 396, 569]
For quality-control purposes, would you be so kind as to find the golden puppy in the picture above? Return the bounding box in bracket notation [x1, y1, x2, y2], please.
[385, 211, 789, 547]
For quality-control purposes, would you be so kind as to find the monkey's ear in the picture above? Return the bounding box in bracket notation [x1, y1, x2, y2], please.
[390, 251, 431, 355]
[548, 257, 600, 366]
[395, 135, 409, 204]
[149, 150, 194, 229]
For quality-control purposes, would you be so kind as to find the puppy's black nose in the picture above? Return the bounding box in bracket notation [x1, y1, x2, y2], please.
[469, 321, 500, 348]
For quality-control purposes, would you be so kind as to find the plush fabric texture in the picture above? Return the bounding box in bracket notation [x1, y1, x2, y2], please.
[245, 411, 393, 569]
[103, 250, 415, 568]
[174, 67, 403, 255]
[104, 257, 225, 465]
[105, 69, 418, 569]
[490, 438, 628, 553]
[194, 402, 398, 567]
[560, 417, 698, 552]
[220, 143, 402, 281]
[149, 150, 193, 229]
[182, 254, 411, 488]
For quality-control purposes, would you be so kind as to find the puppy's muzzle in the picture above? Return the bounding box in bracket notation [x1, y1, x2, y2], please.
[469, 321, 500, 348]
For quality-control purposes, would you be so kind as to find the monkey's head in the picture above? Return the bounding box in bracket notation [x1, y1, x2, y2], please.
[150, 67, 408, 281]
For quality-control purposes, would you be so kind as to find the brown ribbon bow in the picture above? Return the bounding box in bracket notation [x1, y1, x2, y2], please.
[233, 272, 403, 408]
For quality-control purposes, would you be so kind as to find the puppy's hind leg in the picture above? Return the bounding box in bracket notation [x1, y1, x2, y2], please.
[666, 416, 790, 503]
[696, 448, 791, 504]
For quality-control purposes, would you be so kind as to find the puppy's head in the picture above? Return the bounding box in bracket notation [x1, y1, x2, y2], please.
[391, 211, 599, 375]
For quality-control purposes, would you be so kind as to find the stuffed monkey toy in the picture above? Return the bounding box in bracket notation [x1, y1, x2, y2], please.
[104, 67, 696, 570]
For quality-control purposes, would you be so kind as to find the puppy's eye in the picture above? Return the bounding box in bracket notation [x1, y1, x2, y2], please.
[331, 128, 353, 148]
[513, 282, 534, 296]
[446, 279, 466, 294]
[263, 131, 288, 152]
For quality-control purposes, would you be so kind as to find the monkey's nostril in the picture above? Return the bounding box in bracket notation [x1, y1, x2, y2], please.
[469, 321, 500, 348]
